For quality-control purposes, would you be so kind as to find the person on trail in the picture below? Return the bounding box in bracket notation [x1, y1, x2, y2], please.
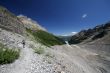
[22, 40, 25, 48]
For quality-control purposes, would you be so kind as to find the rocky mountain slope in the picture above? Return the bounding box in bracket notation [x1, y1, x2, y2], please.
[0, 6, 25, 35]
[17, 15, 46, 31]
[67, 22, 110, 73]
[0, 6, 66, 73]
[0, 5, 63, 46]
[69, 22, 110, 44]
[17, 14, 64, 46]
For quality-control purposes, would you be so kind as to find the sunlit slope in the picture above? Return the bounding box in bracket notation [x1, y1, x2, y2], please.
[26, 28, 65, 46]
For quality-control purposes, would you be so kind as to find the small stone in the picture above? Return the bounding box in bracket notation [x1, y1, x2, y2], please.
[61, 71, 65, 73]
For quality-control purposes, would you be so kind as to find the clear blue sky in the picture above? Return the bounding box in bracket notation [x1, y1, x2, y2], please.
[0, 0, 110, 35]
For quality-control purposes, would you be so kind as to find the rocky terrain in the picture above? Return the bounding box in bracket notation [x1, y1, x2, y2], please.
[0, 6, 110, 73]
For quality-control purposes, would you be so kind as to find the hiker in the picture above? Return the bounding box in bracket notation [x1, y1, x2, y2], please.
[22, 40, 25, 48]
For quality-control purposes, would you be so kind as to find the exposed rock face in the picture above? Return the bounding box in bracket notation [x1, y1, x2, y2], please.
[0, 6, 25, 35]
[69, 22, 110, 44]
[17, 15, 46, 31]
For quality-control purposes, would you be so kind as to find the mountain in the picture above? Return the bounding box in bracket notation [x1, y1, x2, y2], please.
[69, 22, 110, 44]
[0, 5, 64, 46]
[26, 28, 65, 46]
[18, 16, 65, 46]
[58, 35, 72, 42]
[0, 6, 25, 35]
[17, 14, 65, 46]
[0, 6, 65, 73]
[0, 5, 65, 66]
[17, 15, 46, 31]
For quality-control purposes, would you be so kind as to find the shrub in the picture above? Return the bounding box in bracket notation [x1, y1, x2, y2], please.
[0, 43, 20, 64]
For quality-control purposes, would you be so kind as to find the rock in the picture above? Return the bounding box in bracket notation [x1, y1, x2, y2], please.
[61, 71, 65, 73]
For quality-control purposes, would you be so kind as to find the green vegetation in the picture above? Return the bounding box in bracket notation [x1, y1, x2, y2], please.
[0, 43, 20, 64]
[26, 28, 64, 46]
[35, 47, 44, 54]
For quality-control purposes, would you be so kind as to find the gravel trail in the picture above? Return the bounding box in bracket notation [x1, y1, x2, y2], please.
[0, 41, 54, 73]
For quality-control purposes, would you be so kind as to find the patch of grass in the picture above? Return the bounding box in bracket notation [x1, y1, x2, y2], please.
[26, 28, 65, 46]
[35, 47, 44, 54]
[0, 43, 20, 65]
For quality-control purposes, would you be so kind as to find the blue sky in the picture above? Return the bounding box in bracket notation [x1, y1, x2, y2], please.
[0, 0, 110, 35]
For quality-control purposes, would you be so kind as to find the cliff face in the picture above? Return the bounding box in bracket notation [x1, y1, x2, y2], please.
[0, 6, 25, 35]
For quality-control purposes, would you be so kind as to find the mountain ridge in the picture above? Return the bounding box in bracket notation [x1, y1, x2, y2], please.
[17, 15, 47, 31]
[69, 22, 110, 44]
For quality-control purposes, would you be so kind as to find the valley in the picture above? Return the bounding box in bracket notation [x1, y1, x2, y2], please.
[0, 6, 110, 73]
